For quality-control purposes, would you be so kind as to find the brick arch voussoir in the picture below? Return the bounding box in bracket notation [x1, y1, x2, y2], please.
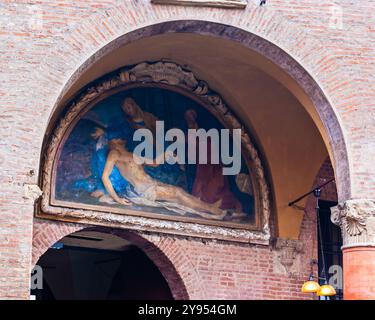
[32, 219, 86, 266]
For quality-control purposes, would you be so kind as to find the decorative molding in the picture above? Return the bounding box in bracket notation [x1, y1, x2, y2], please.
[151, 0, 247, 9]
[39, 61, 271, 244]
[23, 184, 43, 201]
[274, 238, 304, 275]
[331, 199, 375, 248]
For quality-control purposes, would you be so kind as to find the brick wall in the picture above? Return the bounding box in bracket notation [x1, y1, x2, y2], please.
[32, 219, 314, 300]
[0, 0, 372, 299]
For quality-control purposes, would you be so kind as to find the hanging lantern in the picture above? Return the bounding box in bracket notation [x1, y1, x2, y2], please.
[301, 275, 321, 293]
[317, 284, 336, 297]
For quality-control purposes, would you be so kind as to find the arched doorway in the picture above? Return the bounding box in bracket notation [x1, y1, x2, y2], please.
[31, 227, 188, 300]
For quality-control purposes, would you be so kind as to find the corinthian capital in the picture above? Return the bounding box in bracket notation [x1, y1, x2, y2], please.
[331, 199, 375, 248]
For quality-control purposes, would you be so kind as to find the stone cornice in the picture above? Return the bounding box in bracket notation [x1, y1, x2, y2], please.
[151, 0, 247, 9]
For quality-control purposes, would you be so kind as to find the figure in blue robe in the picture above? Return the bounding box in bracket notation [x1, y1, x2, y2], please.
[73, 126, 130, 199]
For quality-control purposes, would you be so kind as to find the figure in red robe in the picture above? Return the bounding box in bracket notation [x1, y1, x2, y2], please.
[184, 109, 242, 212]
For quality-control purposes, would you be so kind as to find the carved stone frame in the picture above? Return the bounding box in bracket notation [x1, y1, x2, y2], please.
[38, 61, 271, 244]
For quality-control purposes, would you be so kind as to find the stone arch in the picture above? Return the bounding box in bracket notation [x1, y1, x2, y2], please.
[35, 5, 352, 203]
[32, 220, 200, 299]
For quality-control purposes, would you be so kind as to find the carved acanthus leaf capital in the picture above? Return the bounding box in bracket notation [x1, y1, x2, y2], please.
[331, 199, 375, 248]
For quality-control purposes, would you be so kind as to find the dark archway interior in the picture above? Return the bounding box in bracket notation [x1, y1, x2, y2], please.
[31, 231, 173, 300]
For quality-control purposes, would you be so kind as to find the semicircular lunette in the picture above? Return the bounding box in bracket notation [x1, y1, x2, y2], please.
[39, 61, 271, 244]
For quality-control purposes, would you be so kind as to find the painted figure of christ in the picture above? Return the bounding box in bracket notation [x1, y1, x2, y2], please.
[101, 137, 226, 220]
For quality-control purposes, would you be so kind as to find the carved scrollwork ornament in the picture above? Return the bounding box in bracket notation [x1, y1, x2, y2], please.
[331, 199, 375, 248]
[39, 61, 272, 244]
[274, 238, 304, 275]
[23, 184, 43, 201]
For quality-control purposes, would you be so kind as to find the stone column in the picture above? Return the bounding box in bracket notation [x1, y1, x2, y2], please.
[331, 200, 375, 300]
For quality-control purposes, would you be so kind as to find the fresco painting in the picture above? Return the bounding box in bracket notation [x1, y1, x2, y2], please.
[55, 87, 255, 224]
